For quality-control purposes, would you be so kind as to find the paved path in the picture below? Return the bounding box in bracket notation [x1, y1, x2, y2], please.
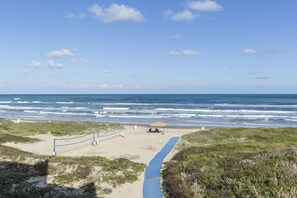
[143, 137, 180, 198]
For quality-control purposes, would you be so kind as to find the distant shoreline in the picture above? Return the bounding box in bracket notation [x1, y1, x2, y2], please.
[7, 118, 295, 129]
[9, 118, 205, 129]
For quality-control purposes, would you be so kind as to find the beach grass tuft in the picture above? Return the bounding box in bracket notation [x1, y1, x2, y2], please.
[163, 128, 297, 197]
[0, 119, 118, 136]
[0, 120, 145, 197]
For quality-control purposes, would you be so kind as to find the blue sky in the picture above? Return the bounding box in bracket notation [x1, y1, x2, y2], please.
[0, 0, 296, 94]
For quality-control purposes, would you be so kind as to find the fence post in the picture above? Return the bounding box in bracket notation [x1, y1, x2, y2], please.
[96, 131, 99, 144]
[120, 131, 125, 138]
[53, 139, 56, 156]
[92, 132, 96, 146]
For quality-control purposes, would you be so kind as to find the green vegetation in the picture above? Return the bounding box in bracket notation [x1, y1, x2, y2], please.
[0, 151, 145, 197]
[53, 165, 92, 185]
[0, 119, 119, 136]
[0, 134, 39, 144]
[0, 120, 145, 197]
[163, 128, 297, 198]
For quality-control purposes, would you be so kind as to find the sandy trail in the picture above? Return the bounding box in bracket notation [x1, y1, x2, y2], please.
[5, 125, 201, 198]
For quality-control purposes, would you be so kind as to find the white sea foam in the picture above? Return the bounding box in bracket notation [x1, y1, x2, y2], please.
[108, 115, 164, 119]
[75, 107, 87, 110]
[32, 101, 41, 103]
[95, 114, 105, 117]
[99, 102, 187, 106]
[285, 119, 297, 122]
[56, 102, 74, 104]
[103, 107, 130, 111]
[17, 101, 30, 104]
[13, 98, 21, 100]
[24, 110, 39, 113]
[194, 114, 296, 120]
[214, 103, 297, 108]
[174, 114, 196, 118]
[155, 108, 294, 114]
[39, 111, 90, 116]
[0, 105, 40, 110]
[0, 101, 12, 104]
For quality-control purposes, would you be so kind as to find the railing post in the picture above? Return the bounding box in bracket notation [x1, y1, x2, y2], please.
[120, 131, 125, 138]
[53, 139, 56, 156]
[96, 131, 99, 144]
[92, 132, 96, 146]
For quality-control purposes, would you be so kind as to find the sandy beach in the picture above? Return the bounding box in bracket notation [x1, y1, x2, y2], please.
[4, 124, 201, 197]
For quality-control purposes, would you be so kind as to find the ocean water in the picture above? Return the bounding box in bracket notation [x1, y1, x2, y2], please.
[0, 94, 297, 127]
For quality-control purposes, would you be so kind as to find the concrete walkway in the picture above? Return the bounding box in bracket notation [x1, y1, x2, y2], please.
[143, 137, 180, 198]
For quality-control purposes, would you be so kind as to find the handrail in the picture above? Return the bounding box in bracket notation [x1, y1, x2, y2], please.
[54, 132, 92, 141]
[53, 129, 123, 155]
[55, 137, 93, 147]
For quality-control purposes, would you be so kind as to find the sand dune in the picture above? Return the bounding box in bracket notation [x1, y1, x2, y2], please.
[5, 125, 201, 197]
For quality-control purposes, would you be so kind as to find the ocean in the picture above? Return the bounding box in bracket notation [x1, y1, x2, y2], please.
[0, 94, 296, 127]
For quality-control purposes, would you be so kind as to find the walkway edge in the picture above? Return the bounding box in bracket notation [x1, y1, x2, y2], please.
[143, 137, 180, 198]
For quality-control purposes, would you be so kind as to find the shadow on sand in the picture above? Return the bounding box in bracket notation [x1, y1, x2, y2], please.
[0, 159, 96, 197]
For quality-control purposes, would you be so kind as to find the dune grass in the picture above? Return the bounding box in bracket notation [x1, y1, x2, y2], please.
[0, 143, 145, 197]
[0, 119, 118, 136]
[163, 128, 297, 198]
[0, 120, 145, 197]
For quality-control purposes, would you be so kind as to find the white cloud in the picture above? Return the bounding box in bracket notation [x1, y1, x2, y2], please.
[32, 59, 64, 69]
[169, 50, 201, 57]
[163, 10, 174, 17]
[243, 48, 277, 56]
[164, 10, 196, 22]
[188, 0, 223, 12]
[65, 12, 86, 19]
[47, 60, 64, 68]
[31, 60, 44, 68]
[88, 4, 145, 23]
[169, 34, 183, 39]
[47, 49, 74, 58]
[79, 13, 86, 19]
[66, 12, 76, 19]
[242, 48, 258, 55]
[248, 71, 263, 75]
[254, 76, 270, 80]
[103, 69, 113, 74]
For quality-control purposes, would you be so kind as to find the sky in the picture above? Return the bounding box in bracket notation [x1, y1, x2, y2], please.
[0, 0, 297, 94]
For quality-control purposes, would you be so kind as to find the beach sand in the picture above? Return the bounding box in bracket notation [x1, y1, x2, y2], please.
[4, 125, 201, 198]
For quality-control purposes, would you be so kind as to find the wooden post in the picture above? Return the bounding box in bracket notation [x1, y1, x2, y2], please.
[92, 132, 96, 146]
[53, 139, 56, 156]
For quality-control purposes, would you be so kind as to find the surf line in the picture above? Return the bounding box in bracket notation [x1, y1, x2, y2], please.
[143, 137, 180, 198]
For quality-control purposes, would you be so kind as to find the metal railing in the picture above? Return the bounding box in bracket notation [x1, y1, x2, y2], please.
[53, 130, 124, 155]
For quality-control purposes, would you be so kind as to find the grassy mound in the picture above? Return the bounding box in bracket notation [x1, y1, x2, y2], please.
[0, 120, 118, 136]
[163, 128, 297, 197]
[0, 151, 146, 197]
[0, 120, 145, 197]
[0, 134, 40, 144]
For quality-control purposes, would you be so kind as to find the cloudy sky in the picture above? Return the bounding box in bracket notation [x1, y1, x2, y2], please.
[0, 0, 296, 94]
